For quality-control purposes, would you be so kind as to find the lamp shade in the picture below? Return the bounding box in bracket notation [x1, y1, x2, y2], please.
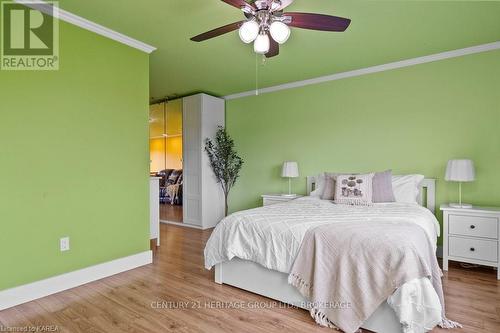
[445, 159, 475, 182]
[281, 161, 299, 178]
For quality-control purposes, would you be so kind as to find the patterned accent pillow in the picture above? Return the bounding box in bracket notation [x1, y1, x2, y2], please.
[334, 173, 375, 206]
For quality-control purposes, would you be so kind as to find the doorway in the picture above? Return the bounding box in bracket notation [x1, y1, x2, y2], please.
[149, 99, 183, 223]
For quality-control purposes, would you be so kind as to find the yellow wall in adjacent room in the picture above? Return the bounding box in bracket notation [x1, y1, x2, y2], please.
[149, 136, 183, 172]
[150, 138, 165, 172]
[166, 136, 183, 170]
[149, 98, 183, 173]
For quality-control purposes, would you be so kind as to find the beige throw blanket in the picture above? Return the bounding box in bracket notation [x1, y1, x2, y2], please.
[288, 221, 460, 333]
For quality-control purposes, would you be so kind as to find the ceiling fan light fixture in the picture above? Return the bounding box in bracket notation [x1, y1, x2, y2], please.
[254, 33, 270, 54]
[239, 20, 259, 43]
[270, 21, 290, 44]
[190, 0, 352, 59]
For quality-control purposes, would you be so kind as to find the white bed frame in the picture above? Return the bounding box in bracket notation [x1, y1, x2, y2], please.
[215, 177, 436, 333]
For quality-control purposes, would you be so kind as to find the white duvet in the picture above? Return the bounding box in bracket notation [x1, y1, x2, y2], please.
[204, 197, 443, 333]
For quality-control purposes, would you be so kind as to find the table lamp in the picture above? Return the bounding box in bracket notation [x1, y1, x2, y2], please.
[445, 159, 475, 208]
[281, 161, 299, 197]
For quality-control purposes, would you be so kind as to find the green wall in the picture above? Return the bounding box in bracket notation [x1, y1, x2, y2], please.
[0, 21, 150, 290]
[226, 49, 500, 240]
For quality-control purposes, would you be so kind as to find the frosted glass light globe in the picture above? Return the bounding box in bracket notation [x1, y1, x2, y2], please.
[253, 33, 270, 54]
[239, 20, 259, 44]
[270, 21, 290, 44]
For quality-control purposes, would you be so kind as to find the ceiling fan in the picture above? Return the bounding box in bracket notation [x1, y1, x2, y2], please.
[190, 0, 351, 58]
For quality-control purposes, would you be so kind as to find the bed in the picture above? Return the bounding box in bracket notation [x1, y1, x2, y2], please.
[205, 176, 438, 333]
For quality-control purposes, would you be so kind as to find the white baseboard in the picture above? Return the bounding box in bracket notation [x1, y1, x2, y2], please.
[160, 220, 203, 229]
[0, 250, 152, 310]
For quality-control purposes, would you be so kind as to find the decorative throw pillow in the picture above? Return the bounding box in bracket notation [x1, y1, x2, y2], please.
[372, 170, 396, 203]
[321, 175, 337, 200]
[334, 173, 375, 205]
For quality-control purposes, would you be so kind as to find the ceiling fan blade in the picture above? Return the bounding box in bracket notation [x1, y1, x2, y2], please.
[190, 21, 244, 42]
[285, 12, 351, 32]
[266, 33, 279, 58]
[274, 0, 294, 11]
[221, 0, 255, 10]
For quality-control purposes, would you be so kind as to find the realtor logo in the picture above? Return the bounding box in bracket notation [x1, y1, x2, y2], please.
[1, 1, 59, 70]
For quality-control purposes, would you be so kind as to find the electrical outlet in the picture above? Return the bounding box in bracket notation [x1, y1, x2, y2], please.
[60, 237, 70, 252]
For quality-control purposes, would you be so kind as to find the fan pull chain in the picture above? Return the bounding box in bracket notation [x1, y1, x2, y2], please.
[255, 53, 259, 96]
[255, 54, 267, 96]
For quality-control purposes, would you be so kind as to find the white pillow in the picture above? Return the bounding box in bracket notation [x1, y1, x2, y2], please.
[310, 172, 340, 200]
[392, 175, 425, 204]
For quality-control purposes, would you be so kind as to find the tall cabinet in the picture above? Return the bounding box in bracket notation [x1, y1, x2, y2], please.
[183, 94, 225, 229]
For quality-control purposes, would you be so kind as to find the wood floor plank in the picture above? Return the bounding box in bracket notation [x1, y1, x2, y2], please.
[0, 307, 31, 328]
[1, 223, 498, 333]
[160, 203, 183, 222]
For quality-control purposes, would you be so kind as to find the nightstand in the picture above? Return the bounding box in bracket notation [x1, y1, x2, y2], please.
[261, 194, 303, 206]
[441, 204, 500, 279]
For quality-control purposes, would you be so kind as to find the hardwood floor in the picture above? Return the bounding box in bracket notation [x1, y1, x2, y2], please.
[1, 224, 499, 333]
[160, 203, 183, 223]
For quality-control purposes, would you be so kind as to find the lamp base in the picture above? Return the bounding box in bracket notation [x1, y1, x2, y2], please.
[449, 203, 473, 209]
[281, 194, 297, 198]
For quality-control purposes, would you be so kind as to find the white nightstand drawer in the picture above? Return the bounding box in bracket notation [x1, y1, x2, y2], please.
[263, 198, 287, 206]
[449, 214, 498, 239]
[449, 236, 498, 262]
[262, 194, 303, 207]
[442, 204, 500, 279]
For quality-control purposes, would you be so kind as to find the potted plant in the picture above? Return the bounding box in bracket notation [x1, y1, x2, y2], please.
[205, 126, 243, 217]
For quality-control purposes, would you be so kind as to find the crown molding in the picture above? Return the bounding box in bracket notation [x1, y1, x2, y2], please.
[14, 1, 156, 54]
[224, 41, 500, 100]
